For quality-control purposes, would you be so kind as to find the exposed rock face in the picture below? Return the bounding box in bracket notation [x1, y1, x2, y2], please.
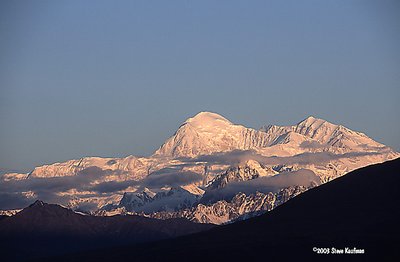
[118, 187, 200, 213]
[206, 159, 278, 190]
[118, 188, 155, 212]
[149, 185, 311, 225]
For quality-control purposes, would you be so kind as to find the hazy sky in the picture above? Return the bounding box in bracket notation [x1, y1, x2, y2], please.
[1, 0, 399, 171]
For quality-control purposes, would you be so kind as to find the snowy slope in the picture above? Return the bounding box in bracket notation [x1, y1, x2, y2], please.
[156, 112, 393, 158]
[154, 112, 273, 157]
[28, 156, 151, 180]
[261, 116, 388, 153]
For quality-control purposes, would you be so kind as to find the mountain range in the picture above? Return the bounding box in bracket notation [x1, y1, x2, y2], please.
[0, 112, 398, 225]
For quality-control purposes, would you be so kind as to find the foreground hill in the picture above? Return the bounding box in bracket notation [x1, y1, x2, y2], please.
[0, 201, 214, 261]
[56, 158, 400, 261]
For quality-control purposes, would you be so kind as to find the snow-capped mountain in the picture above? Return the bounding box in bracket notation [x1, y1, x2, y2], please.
[150, 185, 311, 225]
[1, 111, 398, 224]
[260, 116, 387, 153]
[154, 112, 273, 158]
[118, 186, 200, 213]
[28, 155, 152, 179]
[118, 188, 155, 212]
[155, 112, 392, 158]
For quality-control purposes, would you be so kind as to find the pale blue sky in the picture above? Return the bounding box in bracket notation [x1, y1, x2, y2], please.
[1, 0, 399, 171]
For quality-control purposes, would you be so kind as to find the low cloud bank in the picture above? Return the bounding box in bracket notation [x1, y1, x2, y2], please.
[0, 167, 132, 210]
[139, 168, 203, 189]
[181, 150, 382, 166]
[0, 166, 203, 210]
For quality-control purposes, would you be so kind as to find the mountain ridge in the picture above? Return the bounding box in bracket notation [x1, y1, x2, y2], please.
[1, 112, 398, 223]
[156, 112, 392, 158]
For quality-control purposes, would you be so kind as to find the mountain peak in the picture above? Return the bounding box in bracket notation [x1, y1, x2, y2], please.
[305, 115, 317, 120]
[154, 111, 248, 157]
[30, 200, 45, 207]
[295, 116, 336, 134]
[185, 112, 232, 127]
[298, 115, 327, 125]
[154, 112, 393, 158]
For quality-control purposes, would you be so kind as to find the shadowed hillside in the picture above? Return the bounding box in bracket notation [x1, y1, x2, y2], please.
[0, 201, 214, 261]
